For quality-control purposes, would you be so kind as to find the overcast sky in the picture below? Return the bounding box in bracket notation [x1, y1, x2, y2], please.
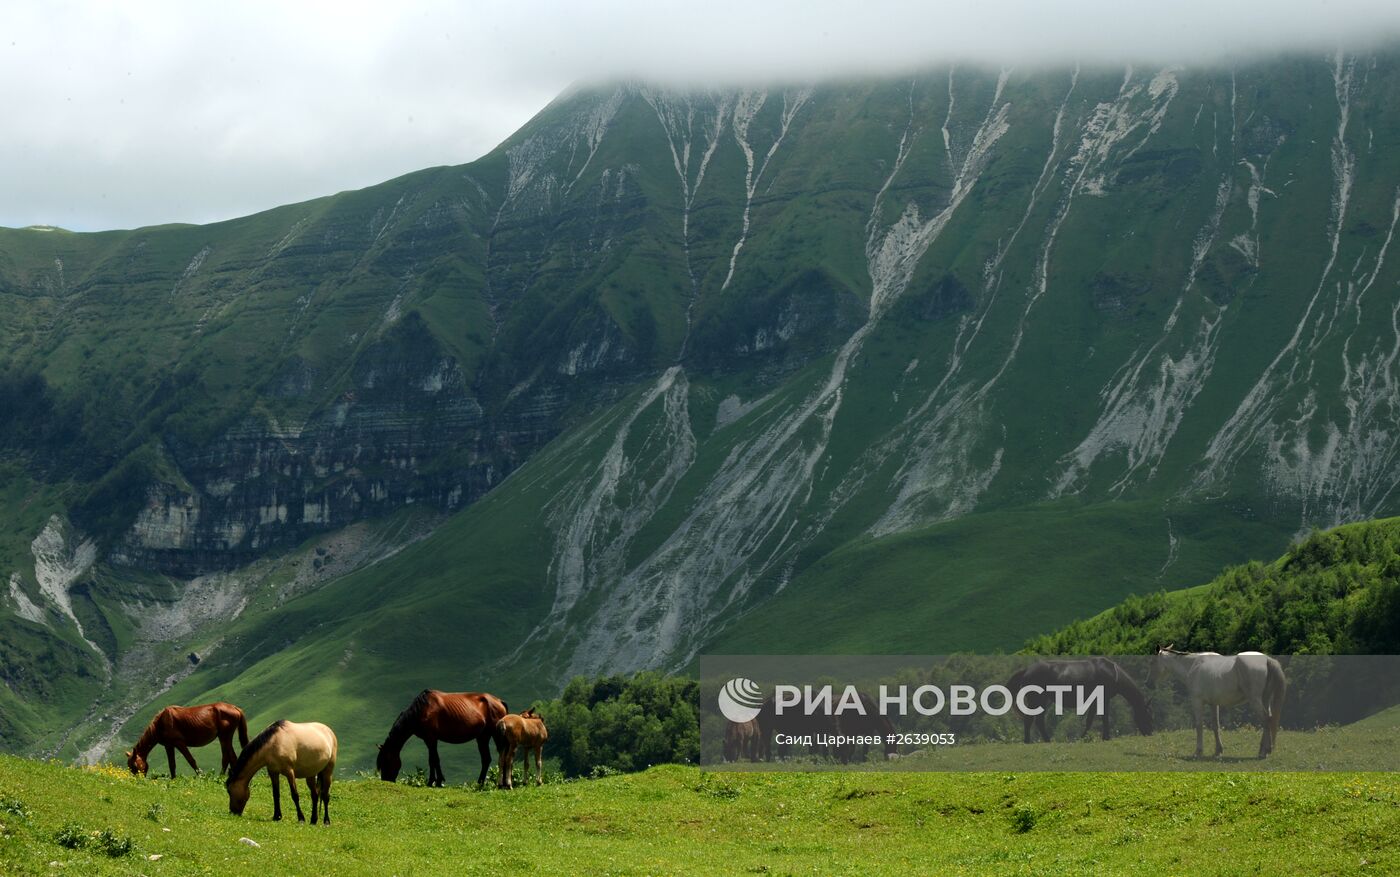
[5, 1, 1400, 232]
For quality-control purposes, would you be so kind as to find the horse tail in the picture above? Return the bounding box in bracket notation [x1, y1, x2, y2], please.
[1266, 658, 1286, 750]
[492, 717, 510, 755]
[238, 710, 249, 748]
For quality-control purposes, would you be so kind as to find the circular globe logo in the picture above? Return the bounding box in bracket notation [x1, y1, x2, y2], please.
[717, 677, 764, 723]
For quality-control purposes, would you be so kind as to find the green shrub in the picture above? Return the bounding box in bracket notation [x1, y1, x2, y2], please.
[53, 822, 88, 849]
[0, 795, 30, 821]
[536, 672, 700, 779]
[1009, 804, 1037, 833]
[96, 827, 134, 858]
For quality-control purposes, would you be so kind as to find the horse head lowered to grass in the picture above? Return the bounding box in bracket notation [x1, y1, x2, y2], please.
[226, 720, 337, 824]
[376, 689, 508, 787]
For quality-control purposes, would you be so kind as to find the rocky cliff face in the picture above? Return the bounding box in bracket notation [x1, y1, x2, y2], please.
[110, 314, 568, 575]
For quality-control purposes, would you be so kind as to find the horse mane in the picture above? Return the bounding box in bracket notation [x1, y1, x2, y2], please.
[228, 720, 286, 781]
[385, 689, 434, 746]
[132, 715, 162, 758]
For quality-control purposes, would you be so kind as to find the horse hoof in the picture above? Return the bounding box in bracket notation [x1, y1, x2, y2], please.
[273, 815, 282, 822]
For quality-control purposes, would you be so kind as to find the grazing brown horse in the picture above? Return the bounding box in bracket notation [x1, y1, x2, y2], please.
[126, 702, 249, 777]
[377, 689, 508, 787]
[227, 720, 337, 824]
[494, 707, 548, 789]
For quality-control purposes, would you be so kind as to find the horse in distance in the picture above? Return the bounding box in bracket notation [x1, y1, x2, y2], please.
[723, 718, 761, 762]
[377, 689, 508, 787]
[226, 720, 337, 824]
[494, 707, 548, 789]
[126, 702, 248, 777]
[1150, 647, 1286, 758]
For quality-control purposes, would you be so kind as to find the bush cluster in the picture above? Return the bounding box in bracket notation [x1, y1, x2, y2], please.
[535, 671, 700, 778]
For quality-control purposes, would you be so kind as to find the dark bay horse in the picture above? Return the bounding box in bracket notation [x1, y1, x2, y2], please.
[1008, 658, 1153, 743]
[377, 689, 508, 787]
[126, 702, 249, 777]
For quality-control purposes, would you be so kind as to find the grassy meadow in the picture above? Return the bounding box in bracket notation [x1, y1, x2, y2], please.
[1, 751, 1397, 876]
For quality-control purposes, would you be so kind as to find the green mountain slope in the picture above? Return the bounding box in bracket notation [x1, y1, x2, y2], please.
[1029, 517, 1400, 655]
[6, 51, 1400, 763]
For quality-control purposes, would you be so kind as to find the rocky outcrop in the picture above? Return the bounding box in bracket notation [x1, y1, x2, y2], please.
[113, 315, 597, 574]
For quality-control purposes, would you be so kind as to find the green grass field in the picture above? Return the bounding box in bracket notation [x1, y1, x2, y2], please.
[1, 753, 1396, 875]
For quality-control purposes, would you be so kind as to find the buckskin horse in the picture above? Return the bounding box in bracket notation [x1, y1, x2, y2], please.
[1150, 647, 1286, 758]
[226, 720, 337, 824]
[126, 702, 249, 777]
[494, 707, 548, 789]
[1007, 658, 1154, 743]
[377, 689, 508, 787]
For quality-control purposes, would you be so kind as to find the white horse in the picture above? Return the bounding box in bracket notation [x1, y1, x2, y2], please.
[1150, 647, 1286, 758]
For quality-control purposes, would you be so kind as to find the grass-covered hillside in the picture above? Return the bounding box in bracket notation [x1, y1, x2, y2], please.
[1, 755, 1397, 875]
[1030, 517, 1400, 655]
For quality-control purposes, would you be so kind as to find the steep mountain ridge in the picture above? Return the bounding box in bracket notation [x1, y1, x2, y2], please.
[5, 51, 1400, 763]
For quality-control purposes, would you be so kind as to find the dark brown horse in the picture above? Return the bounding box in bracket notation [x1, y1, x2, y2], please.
[1007, 658, 1153, 743]
[126, 702, 249, 777]
[376, 689, 508, 787]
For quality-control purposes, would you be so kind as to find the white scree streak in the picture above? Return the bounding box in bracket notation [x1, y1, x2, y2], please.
[30, 516, 101, 654]
[873, 65, 1182, 533]
[865, 69, 1082, 536]
[642, 89, 732, 355]
[1053, 72, 1237, 498]
[722, 88, 812, 292]
[1197, 54, 1356, 493]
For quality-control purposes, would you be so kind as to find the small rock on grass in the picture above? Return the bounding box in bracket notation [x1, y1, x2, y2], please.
[238, 837, 260, 848]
